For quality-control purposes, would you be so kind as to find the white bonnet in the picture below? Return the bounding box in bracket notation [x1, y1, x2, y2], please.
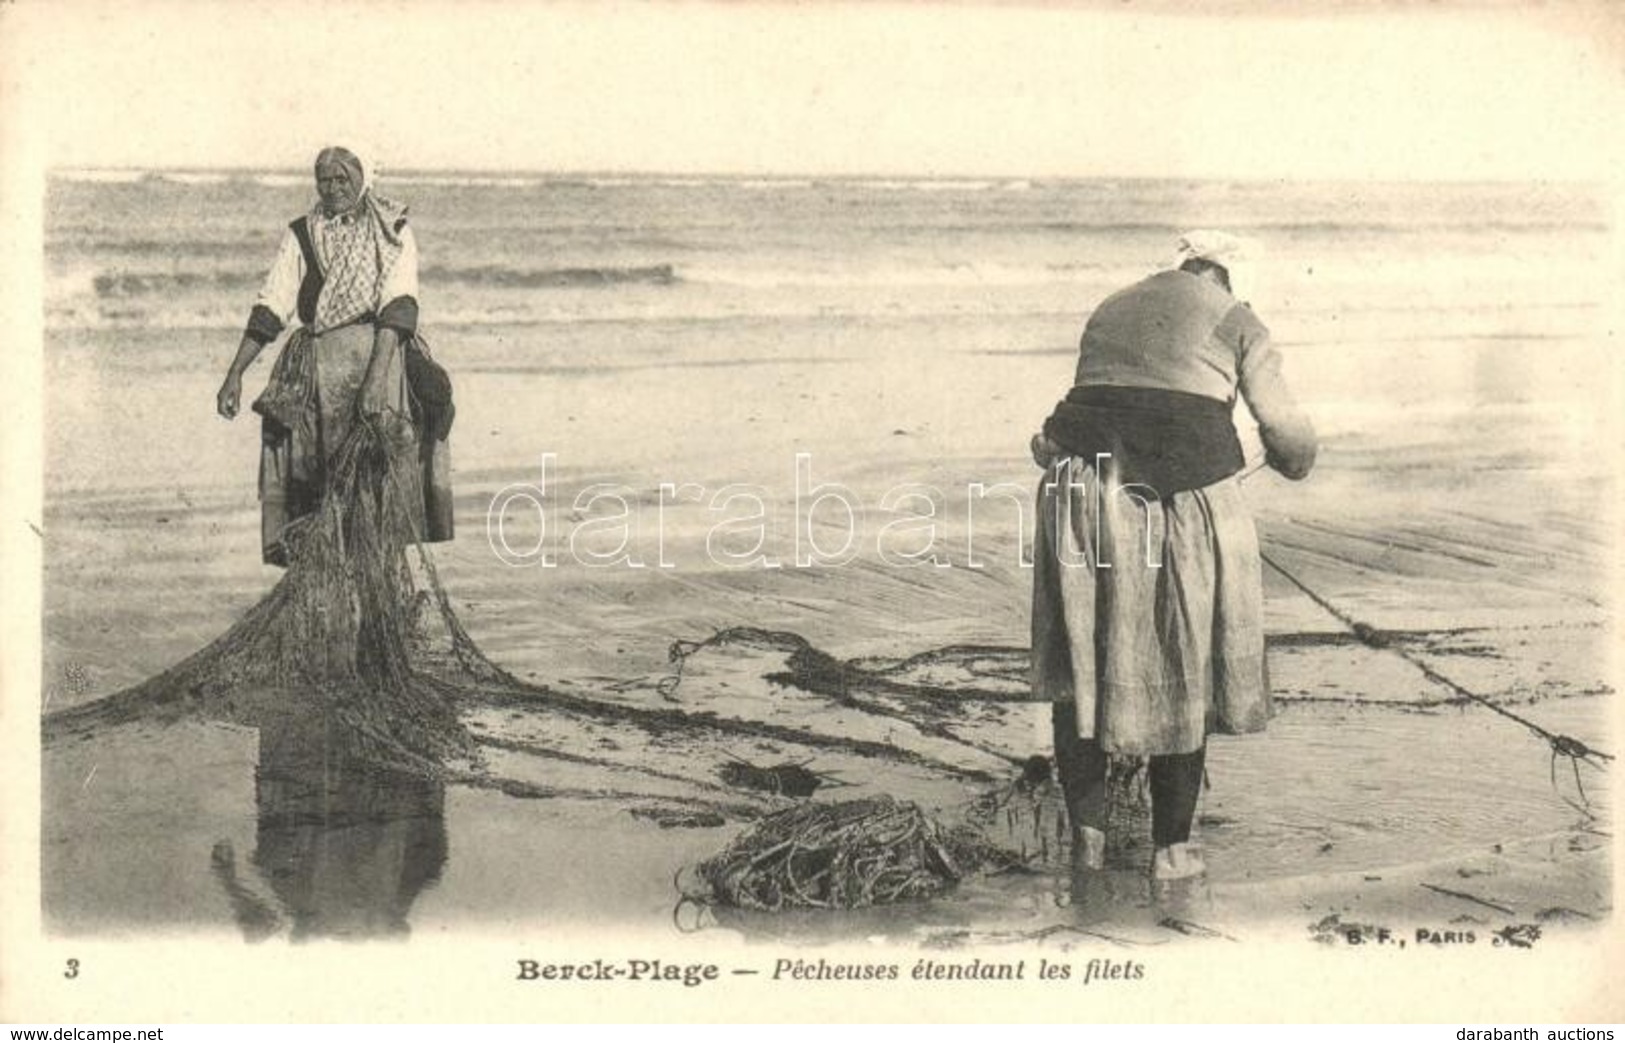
[1171, 229, 1263, 303]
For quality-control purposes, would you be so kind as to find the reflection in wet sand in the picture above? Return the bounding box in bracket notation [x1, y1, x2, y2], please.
[209, 715, 447, 943]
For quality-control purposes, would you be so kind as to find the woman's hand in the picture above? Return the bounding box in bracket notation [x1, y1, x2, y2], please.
[1030, 432, 1062, 469]
[218, 337, 266, 420]
[217, 372, 243, 419]
[359, 327, 400, 421]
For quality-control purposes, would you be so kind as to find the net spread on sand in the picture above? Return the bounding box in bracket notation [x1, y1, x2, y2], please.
[45, 422, 498, 773]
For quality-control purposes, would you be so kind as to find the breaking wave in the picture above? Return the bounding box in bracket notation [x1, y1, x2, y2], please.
[421, 263, 679, 288]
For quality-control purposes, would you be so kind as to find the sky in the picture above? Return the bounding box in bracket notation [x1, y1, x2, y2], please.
[2, 1, 1623, 181]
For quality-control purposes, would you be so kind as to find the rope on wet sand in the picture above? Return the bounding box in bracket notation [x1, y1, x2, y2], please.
[1259, 548, 1611, 812]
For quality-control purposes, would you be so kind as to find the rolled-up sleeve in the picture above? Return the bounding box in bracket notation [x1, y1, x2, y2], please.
[378, 224, 420, 337]
[1224, 305, 1318, 480]
[244, 228, 303, 346]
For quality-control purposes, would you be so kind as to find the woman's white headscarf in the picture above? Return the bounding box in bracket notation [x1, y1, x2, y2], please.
[309, 145, 411, 332]
[1172, 229, 1263, 304]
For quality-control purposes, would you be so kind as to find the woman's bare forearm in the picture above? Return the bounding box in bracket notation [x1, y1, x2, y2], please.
[225, 336, 266, 379]
[366, 325, 400, 384]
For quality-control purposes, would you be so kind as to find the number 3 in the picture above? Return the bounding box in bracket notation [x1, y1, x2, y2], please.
[64, 958, 79, 979]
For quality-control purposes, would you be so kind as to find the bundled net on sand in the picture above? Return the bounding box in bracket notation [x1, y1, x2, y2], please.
[961, 755, 1152, 872]
[681, 752, 1155, 914]
[46, 419, 495, 772]
[683, 795, 1022, 912]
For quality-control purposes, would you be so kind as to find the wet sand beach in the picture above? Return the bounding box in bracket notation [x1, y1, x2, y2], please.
[39, 173, 1616, 947]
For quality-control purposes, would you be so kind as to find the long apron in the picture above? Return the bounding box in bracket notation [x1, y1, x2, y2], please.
[258, 323, 428, 566]
[1031, 456, 1272, 756]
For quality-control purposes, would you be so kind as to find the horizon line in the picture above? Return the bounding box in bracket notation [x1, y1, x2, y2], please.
[44, 164, 1602, 189]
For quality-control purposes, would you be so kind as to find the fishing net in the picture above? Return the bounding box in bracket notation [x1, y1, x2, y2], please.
[659, 622, 1611, 819]
[961, 756, 1153, 871]
[680, 795, 1023, 912]
[677, 752, 1156, 915]
[45, 419, 497, 772]
[660, 615, 1610, 913]
[663, 627, 1156, 868]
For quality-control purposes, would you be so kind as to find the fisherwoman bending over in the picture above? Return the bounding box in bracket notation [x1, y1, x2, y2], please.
[216, 146, 453, 566]
[1030, 231, 1317, 907]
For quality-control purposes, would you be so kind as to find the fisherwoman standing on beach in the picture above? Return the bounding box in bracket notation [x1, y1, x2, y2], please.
[1030, 231, 1317, 905]
[215, 146, 453, 565]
